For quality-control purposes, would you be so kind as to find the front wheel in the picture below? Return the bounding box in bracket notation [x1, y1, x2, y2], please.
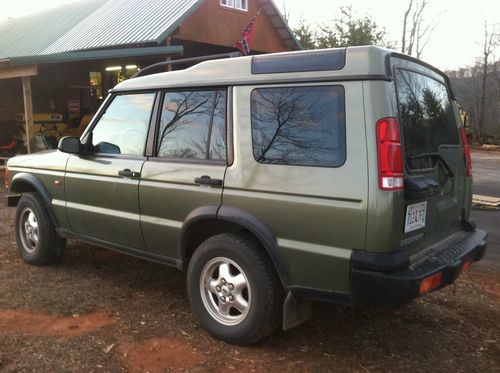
[187, 232, 283, 345]
[15, 193, 66, 265]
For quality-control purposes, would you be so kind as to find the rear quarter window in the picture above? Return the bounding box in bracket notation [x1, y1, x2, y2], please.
[395, 69, 459, 161]
[250, 85, 346, 167]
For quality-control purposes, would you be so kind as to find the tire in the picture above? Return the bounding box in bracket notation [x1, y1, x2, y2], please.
[187, 232, 283, 345]
[15, 193, 66, 265]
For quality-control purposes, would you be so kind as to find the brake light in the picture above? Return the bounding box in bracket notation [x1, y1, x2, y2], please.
[376, 117, 404, 191]
[459, 127, 472, 177]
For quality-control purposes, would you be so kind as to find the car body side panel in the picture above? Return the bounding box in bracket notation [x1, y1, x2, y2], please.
[362, 80, 405, 253]
[7, 150, 69, 228]
[223, 82, 368, 293]
[64, 154, 146, 249]
[139, 161, 226, 258]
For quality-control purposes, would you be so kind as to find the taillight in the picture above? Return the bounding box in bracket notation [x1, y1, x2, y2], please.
[376, 117, 404, 191]
[459, 127, 472, 177]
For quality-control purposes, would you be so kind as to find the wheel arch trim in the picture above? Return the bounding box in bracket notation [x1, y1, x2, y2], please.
[9, 173, 59, 227]
[179, 205, 290, 287]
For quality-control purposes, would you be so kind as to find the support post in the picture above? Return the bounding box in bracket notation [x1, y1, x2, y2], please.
[22, 76, 34, 154]
[166, 37, 172, 72]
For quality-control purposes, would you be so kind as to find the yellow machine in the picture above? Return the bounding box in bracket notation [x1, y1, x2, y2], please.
[15, 113, 94, 148]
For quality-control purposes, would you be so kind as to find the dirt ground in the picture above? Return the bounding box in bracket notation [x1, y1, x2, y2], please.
[0, 185, 499, 372]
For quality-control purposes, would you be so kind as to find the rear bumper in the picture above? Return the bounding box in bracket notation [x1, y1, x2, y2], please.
[351, 229, 488, 308]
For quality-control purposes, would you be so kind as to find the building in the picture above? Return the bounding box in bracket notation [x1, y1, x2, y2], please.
[0, 0, 299, 152]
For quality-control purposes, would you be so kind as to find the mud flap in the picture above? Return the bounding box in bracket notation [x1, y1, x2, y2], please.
[282, 291, 312, 331]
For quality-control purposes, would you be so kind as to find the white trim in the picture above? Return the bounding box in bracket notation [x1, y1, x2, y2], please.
[220, 0, 247, 12]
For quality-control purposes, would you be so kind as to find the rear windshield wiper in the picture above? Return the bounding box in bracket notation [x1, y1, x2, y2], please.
[407, 152, 454, 180]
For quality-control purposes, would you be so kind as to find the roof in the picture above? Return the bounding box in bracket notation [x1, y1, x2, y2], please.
[41, 0, 202, 55]
[0, 0, 106, 59]
[0, 0, 299, 64]
[115, 46, 454, 98]
[114, 46, 393, 91]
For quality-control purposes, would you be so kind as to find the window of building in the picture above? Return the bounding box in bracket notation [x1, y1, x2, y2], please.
[89, 71, 103, 99]
[251, 86, 346, 167]
[220, 0, 248, 11]
[91, 93, 155, 156]
[156, 90, 227, 161]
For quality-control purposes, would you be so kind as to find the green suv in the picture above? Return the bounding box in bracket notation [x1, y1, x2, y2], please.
[5, 47, 487, 345]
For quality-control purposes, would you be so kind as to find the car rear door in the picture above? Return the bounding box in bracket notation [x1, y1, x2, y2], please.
[392, 59, 469, 254]
[139, 88, 228, 258]
[64, 92, 156, 250]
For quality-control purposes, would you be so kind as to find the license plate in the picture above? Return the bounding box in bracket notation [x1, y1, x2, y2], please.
[405, 201, 427, 233]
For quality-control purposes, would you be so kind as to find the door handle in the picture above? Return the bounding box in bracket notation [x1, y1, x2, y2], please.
[118, 169, 141, 179]
[194, 175, 223, 187]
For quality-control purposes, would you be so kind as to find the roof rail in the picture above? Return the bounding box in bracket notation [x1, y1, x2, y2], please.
[131, 52, 242, 79]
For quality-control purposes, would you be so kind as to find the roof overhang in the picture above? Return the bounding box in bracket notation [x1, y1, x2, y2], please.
[8, 45, 184, 66]
[0, 63, 38, 80]
[260, 0, 302, 50]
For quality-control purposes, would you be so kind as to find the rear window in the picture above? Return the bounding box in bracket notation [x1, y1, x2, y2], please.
[395, 69, 459, 160]
[250, 85, 346, 167]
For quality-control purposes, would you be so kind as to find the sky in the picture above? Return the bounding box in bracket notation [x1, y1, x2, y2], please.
[1, 0, 499, 70]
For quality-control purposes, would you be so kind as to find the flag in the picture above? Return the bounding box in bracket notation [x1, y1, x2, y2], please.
[235, 10, 261, 55]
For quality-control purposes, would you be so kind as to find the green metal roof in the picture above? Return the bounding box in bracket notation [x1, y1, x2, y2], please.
[0, 0, 201, 63]
[41, 0, 203, 55]
[0, 0, 106, 59]
[0, 0, 300, 65]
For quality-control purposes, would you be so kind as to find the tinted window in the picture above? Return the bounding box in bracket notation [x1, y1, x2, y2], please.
[395, 69, 459, 160]
[91, 93, 155, 156]
[157, 90, 226, 161]
[251, 86, 346, 167]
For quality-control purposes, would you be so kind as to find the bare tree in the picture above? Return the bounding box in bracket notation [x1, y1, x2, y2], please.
[477, 22, 500, 139]
[401, 0, 438, 58]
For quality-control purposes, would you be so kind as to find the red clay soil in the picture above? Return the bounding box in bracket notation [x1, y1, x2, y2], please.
[0, 309, 115, 337]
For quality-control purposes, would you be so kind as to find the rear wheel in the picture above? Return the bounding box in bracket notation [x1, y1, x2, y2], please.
[15, 193, 66, 265]
[187, 232, 283, 345]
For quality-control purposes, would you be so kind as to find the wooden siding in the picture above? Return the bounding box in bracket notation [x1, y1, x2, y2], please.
[174, 0, 290, 53]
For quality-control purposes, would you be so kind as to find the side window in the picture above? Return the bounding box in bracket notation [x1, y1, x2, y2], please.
[91, 93, 155, 156]
[251, 86, 346, 167]
[156, 90, 227, 161]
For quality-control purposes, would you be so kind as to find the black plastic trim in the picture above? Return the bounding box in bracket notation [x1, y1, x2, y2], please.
[145, 92, 161, 157]
[177, 205, 220, 266]
[178, 205, 291, 286]
[351, 229, 487, 308]
[9, 173, 59, 227]
[404, 176, 440, 200]
[56, 228, 181, 268]
[351, 249, 410, 272]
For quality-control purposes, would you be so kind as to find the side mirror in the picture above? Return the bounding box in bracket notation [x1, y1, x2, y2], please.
[58, 136, 81, 154]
